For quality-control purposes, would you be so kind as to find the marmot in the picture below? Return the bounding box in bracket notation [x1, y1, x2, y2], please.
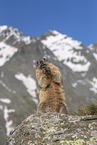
[36, 58, 68, 114]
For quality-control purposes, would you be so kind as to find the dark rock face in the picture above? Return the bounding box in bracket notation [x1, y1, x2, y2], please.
[0, 26, 97, 144]
[7, 113, 97, 144]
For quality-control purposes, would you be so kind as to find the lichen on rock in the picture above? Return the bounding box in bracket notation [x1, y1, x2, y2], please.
[7, 113, 97, 144]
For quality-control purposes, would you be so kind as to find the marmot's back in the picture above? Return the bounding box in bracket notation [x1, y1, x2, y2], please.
[36, 58, 68, 114]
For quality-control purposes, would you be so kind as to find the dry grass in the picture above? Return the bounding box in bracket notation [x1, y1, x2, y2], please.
[73, 102, 97, 116]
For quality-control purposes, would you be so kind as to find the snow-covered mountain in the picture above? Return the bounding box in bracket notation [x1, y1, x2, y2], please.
[0, 25, 36, 45]
[0, 25, 97, 144]
[41, 30, 90, 72]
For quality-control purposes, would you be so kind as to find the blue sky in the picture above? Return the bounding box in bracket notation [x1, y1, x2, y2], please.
[0, 0, 97, 46]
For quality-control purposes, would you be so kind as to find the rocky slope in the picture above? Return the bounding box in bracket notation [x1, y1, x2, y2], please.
[0, 25, 97, 144]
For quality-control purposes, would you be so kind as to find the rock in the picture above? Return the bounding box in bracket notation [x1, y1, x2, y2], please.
[7, 113, 97, 144]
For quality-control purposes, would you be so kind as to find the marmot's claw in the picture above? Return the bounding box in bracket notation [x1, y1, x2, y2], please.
[37, 58, 47, 69]
[43, 67, 51, 75]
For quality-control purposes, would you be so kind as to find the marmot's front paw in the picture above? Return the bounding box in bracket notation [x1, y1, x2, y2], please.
[37, 58, 47, 69]
[43, 67, 51, 75]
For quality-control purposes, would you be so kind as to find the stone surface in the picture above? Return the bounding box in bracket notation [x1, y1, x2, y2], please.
[7, 113, 97, 145]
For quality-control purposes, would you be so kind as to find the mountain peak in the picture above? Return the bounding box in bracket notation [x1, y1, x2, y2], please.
[0, 25, 8, 33]
[0, 25, 36, 45]
[47, 30, 64, 36]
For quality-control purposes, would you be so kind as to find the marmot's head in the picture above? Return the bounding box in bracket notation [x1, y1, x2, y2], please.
[36, 58, 49, 69]
[36, 58, 51, 77]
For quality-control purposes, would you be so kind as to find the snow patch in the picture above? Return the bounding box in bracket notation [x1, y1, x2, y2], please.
[93, 53, 97, 61]
[0, 25, 7, 33]
[86, 50, 89, 53]
[1, 71, 4, 77]
[0, 42, 18, 66]
[72, 80, 86, 88]
[4, 106, 15, 136]
[42, 31, 91, 72]
[33, 60, 36, 69]
[15, 73, 38, 104]
[0, 98, 11, 104]
[21, 36, 33, 45]
[88, 44, 94, 50]
[72, 82, 78, 88]
[81, 72, 87, 77]
[89, 78, 97, 94]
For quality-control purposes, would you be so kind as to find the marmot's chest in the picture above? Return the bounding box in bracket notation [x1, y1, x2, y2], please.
[40, 82, 63, 101]
[44, 82, 61, 92]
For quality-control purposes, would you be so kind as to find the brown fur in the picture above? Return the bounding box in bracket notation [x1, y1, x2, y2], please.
[36, 58, 68, 114]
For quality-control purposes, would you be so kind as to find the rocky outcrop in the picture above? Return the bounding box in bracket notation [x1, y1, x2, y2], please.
[7, 113, 97, 144]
